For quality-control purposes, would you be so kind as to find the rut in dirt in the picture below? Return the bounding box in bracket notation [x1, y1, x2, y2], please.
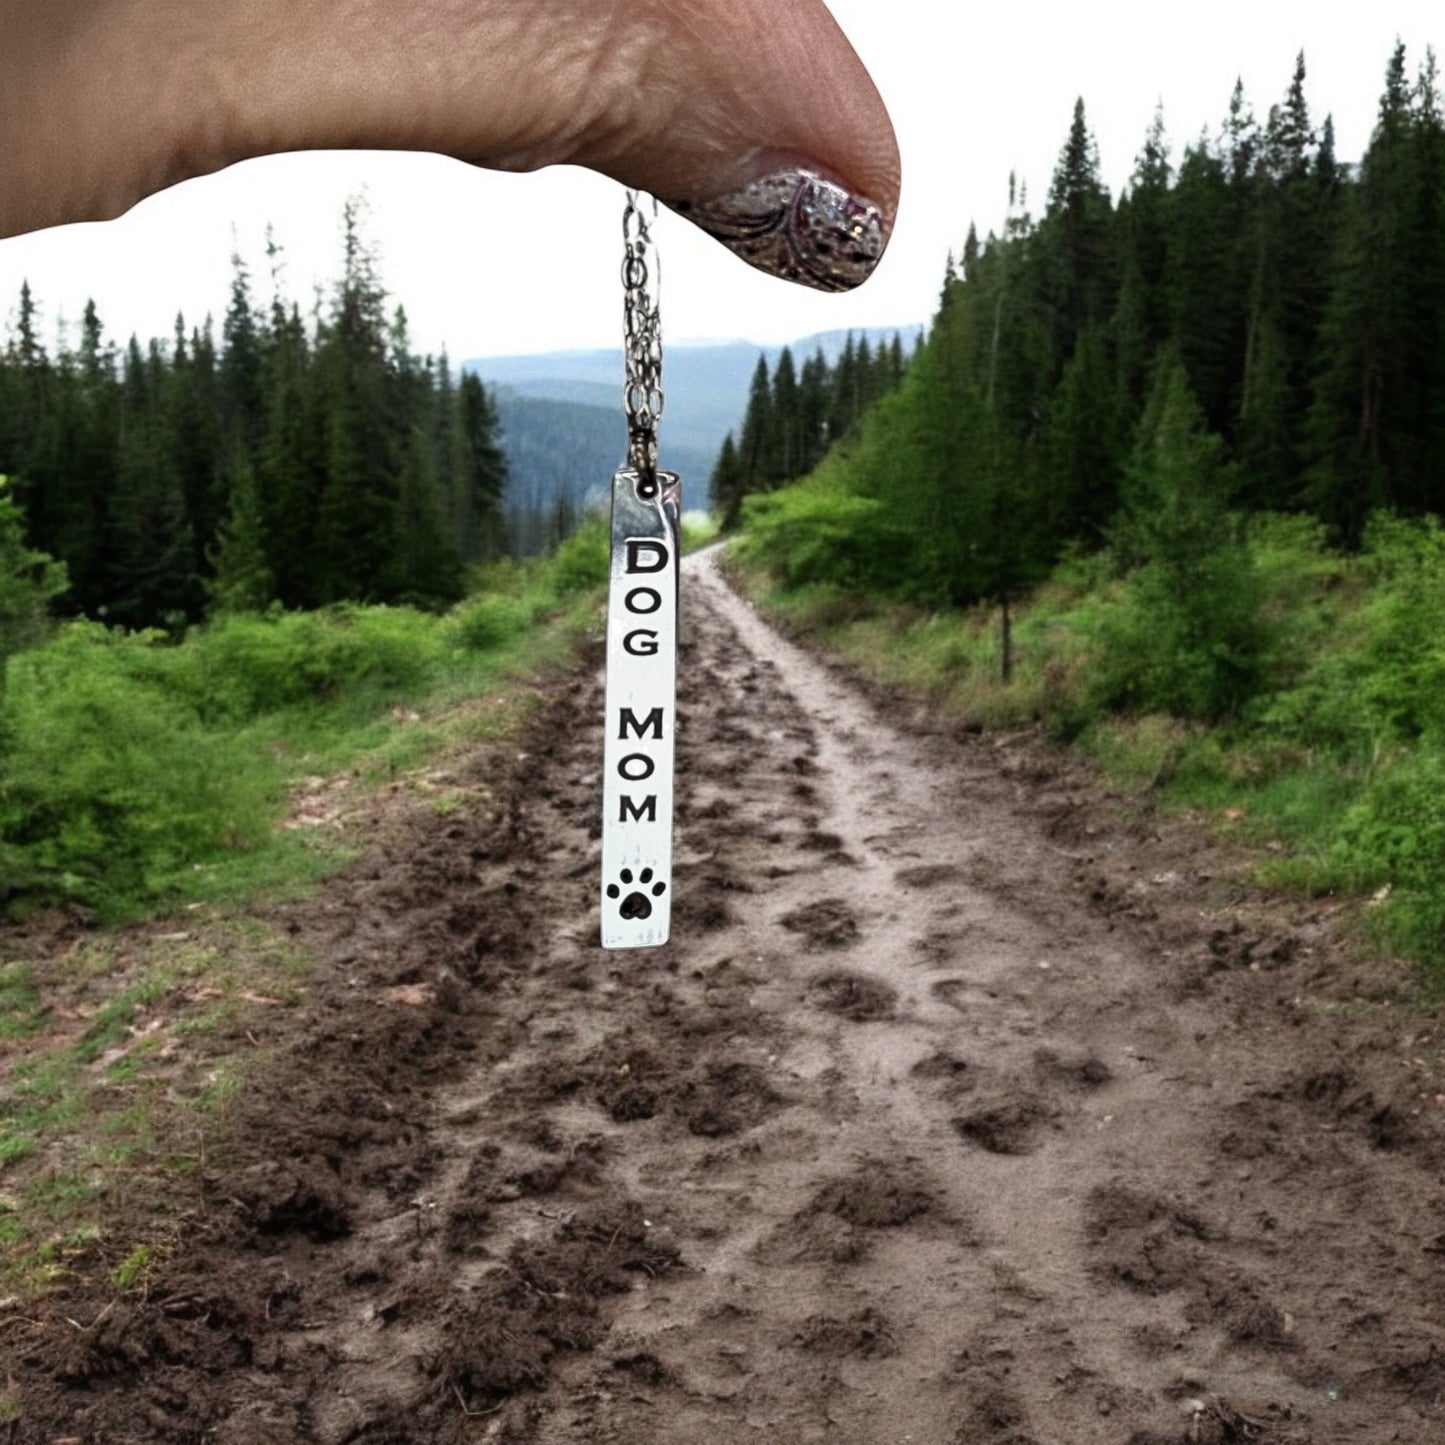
[11, 549, 1445, 1445]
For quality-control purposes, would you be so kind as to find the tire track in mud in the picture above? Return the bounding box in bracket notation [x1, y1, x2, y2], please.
[15, 550, 1445, 1443]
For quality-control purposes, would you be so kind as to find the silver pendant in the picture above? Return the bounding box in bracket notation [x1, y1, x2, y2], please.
[600, 465, 680, 948]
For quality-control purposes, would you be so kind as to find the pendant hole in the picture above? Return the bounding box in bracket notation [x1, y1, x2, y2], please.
[637, 480, 658, 501]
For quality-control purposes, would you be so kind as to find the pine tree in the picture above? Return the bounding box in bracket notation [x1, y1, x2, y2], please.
[1223, 78, 1260, 185]
[797, 349, 831, 472]
[736, 355, 773, 510]
[828, 335, 856, 439]
[1232, 54, 1338, 509]
[1166, 139, 1241, 434]
[1103, 355, 1265, 718]
[454, 372, 509, 562]
[1115, 104, 1174, 409]
[0, 475, 66, 698]
[220, 252, 264, 455]
[168, 316, 223, 589]
[104, 338, 199, 627]
[710, 433, 745, 526]
[768, 346, 801, 482]
[257, 299, 320, 607]
[1043, 324, 1123, 545]
[207, 454, 274, 613]
[3, 283, 52, 554]
[312, 199, 399, 602]
[1306, 43, 1438, 536]
[1041, 99, 1115, 359]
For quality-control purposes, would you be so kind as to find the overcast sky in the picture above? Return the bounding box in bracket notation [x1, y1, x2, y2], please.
[2, 2, 1440, 363]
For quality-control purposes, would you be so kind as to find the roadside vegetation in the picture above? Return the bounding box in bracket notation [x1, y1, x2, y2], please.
[0, 495, 714, 1301]
[0, 507, 620, 1296]
[738, 511, 1445, 974]
[728, 46, 1445, 979]
[0, 531, 604, 922]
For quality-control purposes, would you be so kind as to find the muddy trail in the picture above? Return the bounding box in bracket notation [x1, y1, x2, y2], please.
[11, 551, 1445, 1444]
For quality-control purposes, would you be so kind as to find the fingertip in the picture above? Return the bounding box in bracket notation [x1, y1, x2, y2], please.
[586, 0, 899, 292]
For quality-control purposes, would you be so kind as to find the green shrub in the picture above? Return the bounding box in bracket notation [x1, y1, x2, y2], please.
[445, 594, 535, 653]
[0, 624, 275, 912]
[737, 488, 913, 594]
[1332, 749, 1445, 893]
[547, 519, 610, 596]
[1326, 748, 1445, 965]
[0, 479, 67, 703]
[1089, 549, 1269, 721]
[182, 606, 441, 723]
[680, 512, 721, 552]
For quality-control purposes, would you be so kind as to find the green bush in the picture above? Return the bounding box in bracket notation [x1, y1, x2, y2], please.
[0, 480, 67, 701]
[0, 624, 275, 912]
[445, 593, 535, 653]
[547, 519, 610, 596]
[737, 488, 914, 594]
[1328, 748, 1445, 963]
[1336, 750, 1445, 882]
[1252, 516, 1445, 755]
[182, 606, 441, 723]
[1088, 548, 1269, 721]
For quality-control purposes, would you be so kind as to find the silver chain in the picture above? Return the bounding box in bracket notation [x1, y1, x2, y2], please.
[622, 191, 664, 487]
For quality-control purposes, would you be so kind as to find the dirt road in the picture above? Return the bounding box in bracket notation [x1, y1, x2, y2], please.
[13, 550, 1445, 1442]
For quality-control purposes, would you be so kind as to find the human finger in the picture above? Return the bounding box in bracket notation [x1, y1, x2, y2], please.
[0, 0, 899, 291]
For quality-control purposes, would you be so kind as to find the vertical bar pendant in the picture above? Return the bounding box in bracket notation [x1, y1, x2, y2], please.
[601, 466, 680, 948]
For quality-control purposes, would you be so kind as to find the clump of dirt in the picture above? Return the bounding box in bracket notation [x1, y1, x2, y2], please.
[673, 883, 738, 933]
[678, 1060, 784, 1137]
[896, 863, 966, 889]
[808, 968, 897, 1020]
[1085, 1184, 1214, 1295]
[913, 1049, 976, 1091]
[808, 1161, 936, 1228]
[611, 1350, 675, 1387]
[757, 1160, 940, 1268]
[779, 897, 862, 948]
[219, 1157, 353, 1240]
[443, 1138, 606, 1254]
[951, 1383, 1039, 1444]
[509, 1028, 783, 1140]
[595, 1051, 665, 1122]
[1207, 1283, 1295, 1349]
[1034, 1047, 1113, 1090]
[438, 1200, 681, 1415]
[952, 1096, 1053, 1155]
[793, 1306, 898, 1357]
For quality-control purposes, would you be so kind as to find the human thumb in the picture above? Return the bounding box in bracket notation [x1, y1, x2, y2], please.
[1, 0, 899, 291]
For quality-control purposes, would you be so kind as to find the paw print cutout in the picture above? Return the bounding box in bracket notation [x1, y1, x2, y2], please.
[607, 866, 667, 920]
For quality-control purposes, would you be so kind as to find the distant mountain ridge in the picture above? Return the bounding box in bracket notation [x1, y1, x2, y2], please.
[465, 326, 923, 538]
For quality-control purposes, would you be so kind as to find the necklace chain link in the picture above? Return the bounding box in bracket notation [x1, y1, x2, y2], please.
[622, 192, 664, 482]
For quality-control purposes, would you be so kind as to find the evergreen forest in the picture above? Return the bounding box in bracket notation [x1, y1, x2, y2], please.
[734, 46, 1445, 605]
[0, 201, 508, 630]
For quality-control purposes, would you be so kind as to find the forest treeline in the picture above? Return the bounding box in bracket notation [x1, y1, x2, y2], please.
[736, 44, 1445, 965]
[0, 203, 508, 631]
[734, 45, 1445, 615]
[711, 331, 910, 526]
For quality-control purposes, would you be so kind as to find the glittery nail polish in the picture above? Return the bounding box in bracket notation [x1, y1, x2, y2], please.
[665, 170, 887, 292]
